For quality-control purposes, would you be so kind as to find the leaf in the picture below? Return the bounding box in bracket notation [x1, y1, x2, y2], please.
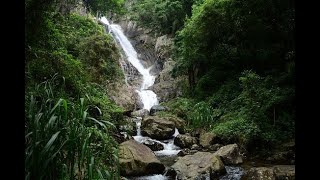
[88, 117, 106, 129]
[46, 115, 58, 129]
[50, 99, 63, 114]
[97, 169, 104, 179]
[101, 120, 116, 129]
[42, 131, 60, 154]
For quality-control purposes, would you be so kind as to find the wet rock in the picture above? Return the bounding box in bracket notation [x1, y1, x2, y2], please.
[174, 134, 198, 149]
[131, 109, 149, 118]
[177, 149, 191, 156]
[214, 144, 243, 165]
[119, 140, 165, 176]
[141, 116, 175, 140]
[191, 144, 201, 150]
[165, 167, 177, 179]
[143, 139, 164, 151]
[172, 152, 226, 179]
[119, 117, 137, 136]
[199, 132, 218, 148]
[150, 105, 167, 115]
[209, 144, 223, 151]
[165, 115, 186, 134]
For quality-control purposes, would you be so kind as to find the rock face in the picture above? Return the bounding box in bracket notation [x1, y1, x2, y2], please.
[150, 105, 167, 116]
[172, 152, 226, 179]
[214, 144, 243, 165]
[151, 60, 185, 102]
[155, 35, 173, 60]
[174, 134, 198, 149]
[141, 116, 175, 140]
[116, 18, 160, 73]
[199, 132, 218, 148]
[106, 80, 136, 112]
[131, 109, 149, 118]
[119, 140, 165, 176]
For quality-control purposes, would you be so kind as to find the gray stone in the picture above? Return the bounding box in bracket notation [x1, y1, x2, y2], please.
[214, 144, 243, 165]
[119, 140, 165, 176]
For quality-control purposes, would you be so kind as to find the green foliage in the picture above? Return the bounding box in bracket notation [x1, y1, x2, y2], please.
[77, 33, 123, 83]
[25, 76, 119, 180]
[84, 0, 125, 15]
[25, 9, 123, 179]
[212, 114, 260, 146]
[166, 70, 294, 148]
[130, 0, 196, 35]
[163, 98, 215, 129]
[167, 0, 295, 149]
[174, 0, 294, 93]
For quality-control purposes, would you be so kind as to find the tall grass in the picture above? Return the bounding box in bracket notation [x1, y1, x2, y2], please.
[25, 75, 119, 180]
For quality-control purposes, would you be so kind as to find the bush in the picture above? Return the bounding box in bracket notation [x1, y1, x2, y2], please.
[25, 11, 124, 179]
[77, 34, 123, 83]
[25, 77, 119, 180]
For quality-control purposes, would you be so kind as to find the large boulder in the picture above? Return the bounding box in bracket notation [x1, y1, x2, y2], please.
[143, 139, 164, 151]
[141, 116, 175, 140]
[106, 79, 136, 112]
[165, 116, 186, 134]
[172, 152, 226, 179]
[214, 144, 243, 165]
[199, 132, 218, 148]
[131, 109, 149, 118]
[174, 134, 198, 149]
[119, 140, 165, 176]
[150, 105, 167, 116]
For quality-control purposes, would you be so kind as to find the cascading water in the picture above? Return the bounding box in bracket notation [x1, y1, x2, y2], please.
[100, 17, 244, 180]
[100, 17, 180, 179]
[100, 17, 158, 111]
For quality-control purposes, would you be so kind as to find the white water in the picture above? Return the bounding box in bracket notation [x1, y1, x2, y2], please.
[100, 17, 158, 111]
[133, 127, 181, 156]
[100, 17, 180, 179]
[100, 16, 180, 156]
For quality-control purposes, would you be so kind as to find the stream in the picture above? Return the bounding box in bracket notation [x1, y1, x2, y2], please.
[100, 17, 244, 180]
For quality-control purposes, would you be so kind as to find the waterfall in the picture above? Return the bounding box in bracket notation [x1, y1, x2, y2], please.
[100, 17, 158, 111]
[100, 17, 180, 180]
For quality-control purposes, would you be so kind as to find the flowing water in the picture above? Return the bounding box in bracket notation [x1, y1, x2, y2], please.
[100, 17, 244, 180]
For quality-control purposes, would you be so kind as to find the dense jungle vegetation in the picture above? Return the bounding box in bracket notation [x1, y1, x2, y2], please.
[25, 0, 125, 179]
[25, 0, 295, 179]
[130, 0, 295, 150]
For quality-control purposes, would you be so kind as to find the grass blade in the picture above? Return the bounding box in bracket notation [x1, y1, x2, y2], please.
[101, 120, 116, 129]
[88, 117, 106, 129]
[50, 99, 63, 114]
[42, 131, 60, 154]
